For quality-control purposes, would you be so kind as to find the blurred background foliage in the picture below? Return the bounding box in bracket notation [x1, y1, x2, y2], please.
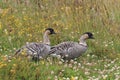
[0, 0, 120, 57]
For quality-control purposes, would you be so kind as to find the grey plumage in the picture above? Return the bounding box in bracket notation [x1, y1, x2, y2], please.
[15, 42, 50, 59]
[15, 28, 56, 60]
[49, 32, 94, 60]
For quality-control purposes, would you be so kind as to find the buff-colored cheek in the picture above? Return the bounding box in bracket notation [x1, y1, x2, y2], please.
[46, 30, 50, 34]
[84, 34, 89, 39]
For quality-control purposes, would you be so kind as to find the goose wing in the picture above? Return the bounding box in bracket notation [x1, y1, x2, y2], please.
[15, 42, 50, 58]
[50, 42, 76, 57]
[50, 41, 87, 60]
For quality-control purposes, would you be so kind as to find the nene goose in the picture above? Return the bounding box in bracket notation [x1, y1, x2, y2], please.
[15, 28, 56, 60]
[49, 32, 94, 60]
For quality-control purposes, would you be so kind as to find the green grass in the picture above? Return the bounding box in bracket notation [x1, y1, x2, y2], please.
[0, 0, 120, 80]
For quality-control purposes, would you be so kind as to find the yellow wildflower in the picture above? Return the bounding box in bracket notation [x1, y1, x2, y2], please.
[10, 69, 16, 74]
[71, 76, 78, 80]
[21, 51, 26, 56]
[41, 61, 45, 65]
[0, 62, 7, 69]
[13, 64, 17, 67]
[71, 76, 75, 80]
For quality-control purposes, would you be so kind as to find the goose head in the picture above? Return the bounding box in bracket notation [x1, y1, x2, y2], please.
[79, 32, 94, 46]
[43, 28, 56, 45]
[45, 28, 56, 35]
[83, 32, 94, 39]
[80, 32, 94, 40]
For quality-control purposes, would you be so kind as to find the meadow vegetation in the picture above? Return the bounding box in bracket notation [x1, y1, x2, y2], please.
[0, 0, 120, 80]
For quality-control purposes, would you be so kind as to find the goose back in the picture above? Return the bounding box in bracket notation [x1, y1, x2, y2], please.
[50, 41, 87, 60]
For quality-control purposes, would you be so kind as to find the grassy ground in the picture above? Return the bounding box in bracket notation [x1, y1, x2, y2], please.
[0, 0, 120, 80]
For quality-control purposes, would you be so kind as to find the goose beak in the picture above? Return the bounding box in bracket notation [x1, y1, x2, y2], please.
[90, 36, 95, 39]
[53, 32, 56, 34]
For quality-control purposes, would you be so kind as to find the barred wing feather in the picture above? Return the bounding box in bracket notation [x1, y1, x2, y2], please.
[50, 41, 87, 60]
[15, 42, 50, 59]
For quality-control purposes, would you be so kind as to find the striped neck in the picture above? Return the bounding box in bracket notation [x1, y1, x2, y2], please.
[79, 36, 87, 47]
[43, 31, 50, 45]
